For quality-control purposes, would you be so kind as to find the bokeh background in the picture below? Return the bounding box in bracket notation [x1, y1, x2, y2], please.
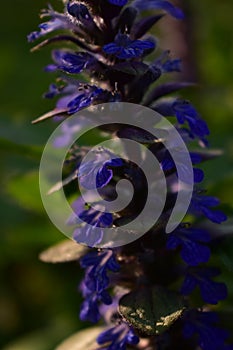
[0, 0, 233, 349]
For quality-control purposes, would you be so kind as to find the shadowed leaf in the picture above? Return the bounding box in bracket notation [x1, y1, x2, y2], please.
[143, 82, 194, 106]
[116, 6, 138, 33]
[117, 126, 163, 144]
[110, 61, 148, 76]
[132, 14, 164, 39]
[119, 286, 185, 335]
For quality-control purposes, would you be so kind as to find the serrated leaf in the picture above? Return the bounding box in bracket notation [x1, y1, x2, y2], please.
[39, 239, 89, 263]
[119, 286, 185, 335]
[55, 326, 105, 350]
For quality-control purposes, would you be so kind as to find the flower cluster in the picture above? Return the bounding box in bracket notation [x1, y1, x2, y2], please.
[30, 1, 232, 349]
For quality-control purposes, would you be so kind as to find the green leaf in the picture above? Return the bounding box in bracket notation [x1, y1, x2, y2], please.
[0, 137, 42, 160]
[55, 326, 105, 350]
[6, 170, 43, 213]
[39, 239, 89, 263]
[119, 286, 185, 335]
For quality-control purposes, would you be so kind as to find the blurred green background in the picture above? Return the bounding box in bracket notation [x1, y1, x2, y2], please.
[0, 0, 233, 349]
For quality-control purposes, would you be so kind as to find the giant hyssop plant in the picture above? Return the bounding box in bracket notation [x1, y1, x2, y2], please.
[29, 1, 232, 349]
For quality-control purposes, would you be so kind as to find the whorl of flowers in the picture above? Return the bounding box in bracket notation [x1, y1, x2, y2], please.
[29, 1, 232, 349]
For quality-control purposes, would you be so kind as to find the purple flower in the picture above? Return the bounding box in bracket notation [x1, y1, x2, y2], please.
[173, 100, 210, 139]
[193, 168, 205, 183]
[27, 7, 73, 43]
[161, 150, 204, 184]
[108, 0, 185, 20]
[103, 33, 155, 59]
[81, 250, 120, 293]
[43, 83, 111, 117]
[153, 52, 182, 73]
[79, 294, 101, 323]
[69, 198, 113, 246]
[162, 58, 182, 72]
[28, 18, 65, 42]
[43, 83, 61, 99]
[52, 116, 90, 148]
[132, 0, 184, 19]
[108, 0, 128, 6]
[78, 148, 123, 189]
[153, 99, 209, 140]
[97, 323, 139, 350]
[30, 0, 232, 348]
[67, 86, 104, 114]
[166, 225, 211, 266]
[45, 50, 96, 74]
[190, 193, 227, 224]
[181, 267, 227, 304]
[66, 2, 100, 35]
[67, 2, 91, 20]
[79, 250, 120, 322]
[183, 311, 230, 350]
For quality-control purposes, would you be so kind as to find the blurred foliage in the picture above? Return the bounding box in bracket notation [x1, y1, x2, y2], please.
[0, 0, 233, 349]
